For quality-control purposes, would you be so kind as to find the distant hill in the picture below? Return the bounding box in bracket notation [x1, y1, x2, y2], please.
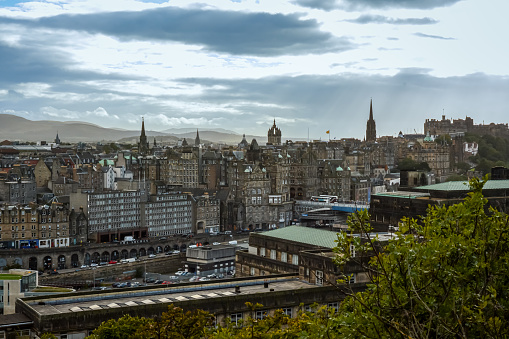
[0, 114, 267, 144]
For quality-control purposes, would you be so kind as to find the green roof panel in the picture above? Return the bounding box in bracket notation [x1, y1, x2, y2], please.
[259, 226, 338, 248]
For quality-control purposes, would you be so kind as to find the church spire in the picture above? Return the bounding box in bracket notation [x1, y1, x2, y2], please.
[141, 117, 146, 138]
[369, 99, 373, 121]
[195, 129, 200, 146]
[139, 117, 149, 155]
[366, 99, 377, 142]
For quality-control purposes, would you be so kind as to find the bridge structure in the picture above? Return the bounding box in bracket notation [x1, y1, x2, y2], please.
[294, 201, 369, 227]
[295, 200, 369, 214]
[0, 234, 233, 272]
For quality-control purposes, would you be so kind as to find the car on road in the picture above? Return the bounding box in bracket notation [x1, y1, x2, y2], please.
[80, 264, 89, 269]
[212, 242, 220, 245]
[108, 260, 117, 264]
[161, 281, 172, 285]
[90, 263, 98, 267]
[172, 250, 180, 254]
[175, 270, 185, 275]
[148, 254, 157, 258]
[189, 276, 199, 282]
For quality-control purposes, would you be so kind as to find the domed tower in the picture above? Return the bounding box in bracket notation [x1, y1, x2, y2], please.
[267, 119, 282, 146]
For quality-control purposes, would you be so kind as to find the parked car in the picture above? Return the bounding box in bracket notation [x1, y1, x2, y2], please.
[90, 263, 98, 267]
[172, 250, 180, 254]
[212, 242, 220, 245]
[148, 254, 157, 258]
[108, 260, 117, 264]
[175, 270, 185, 275]
[145, 278, 155, 283]
[189, 276, 199, 282]
[161, 281, 172, 285]
[80, 264, 89, 269]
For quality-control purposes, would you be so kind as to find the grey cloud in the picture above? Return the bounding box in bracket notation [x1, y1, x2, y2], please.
[174, 71, 509, 138]
[347, 15, 437, 25]
[0, 41, 134, 87]
[387, 37, 399, 41]
[0, 7, 355, 57]
[293, 0, 462, 11]
[414, 32, 456, 40]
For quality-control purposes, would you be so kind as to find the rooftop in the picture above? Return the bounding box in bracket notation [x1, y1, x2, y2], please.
[416, 180, 509, 191]
[24, 277, 312, 317]
[258, 226, 339, 248]
[373, 191, 430, 199]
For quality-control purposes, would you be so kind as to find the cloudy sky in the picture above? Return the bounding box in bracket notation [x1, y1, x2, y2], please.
[1, 0, 508, 140]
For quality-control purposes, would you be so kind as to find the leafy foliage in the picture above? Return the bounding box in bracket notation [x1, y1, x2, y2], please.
[398, 157, 431, 172]
[334, 177, 509, 338]
[466, 133, 509, 174]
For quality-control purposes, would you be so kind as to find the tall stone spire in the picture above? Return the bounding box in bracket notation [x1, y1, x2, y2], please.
[195, 129, 200, 146]
[139, 117, 149, 154]
[366, 99, 377, 142]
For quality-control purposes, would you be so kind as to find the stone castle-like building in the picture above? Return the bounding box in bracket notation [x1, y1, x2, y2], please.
[425, 115, 509, 139]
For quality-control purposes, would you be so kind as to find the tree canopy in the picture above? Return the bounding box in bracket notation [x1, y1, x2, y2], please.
[397, 157, 431, 172]
[334, 177, 509, 337]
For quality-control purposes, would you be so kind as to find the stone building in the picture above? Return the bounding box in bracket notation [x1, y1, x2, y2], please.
[267, 119, 282, 146]
[68, 207, 89, 246]
[424, 115, 509, 139]
[288, 147, 319, 200]
[0, 179, 36, 204]
[318, 160, 351, 202]
[193, 192, 220, 234]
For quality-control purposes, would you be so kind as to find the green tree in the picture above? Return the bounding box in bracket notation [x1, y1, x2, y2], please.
[434, 134, 452, 146]
[87, 315, 152, 339]
[87, 305, 214, 339]
[333, 177, 509, 338]
[398, 158, 431, 172]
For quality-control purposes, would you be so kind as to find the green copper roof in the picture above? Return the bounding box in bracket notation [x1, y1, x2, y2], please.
[336, 166, 343, 171]
[99, 159, 115, 166]
[416, 180, 509, 191]
[259, 226, 338, 248]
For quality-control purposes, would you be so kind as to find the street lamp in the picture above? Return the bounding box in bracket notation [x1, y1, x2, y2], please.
[92, 267, 96, 289]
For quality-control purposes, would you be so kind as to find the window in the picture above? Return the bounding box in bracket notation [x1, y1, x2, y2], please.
[281, 251, 287, 263]
[350, 244, 356, 258]
[255, 310, 267, 320]
[282, 308, 293, 317]
[328, 302, 339, 312]
[270, 250, 276, 260]
[292, 254, 299, 265]
[230, 313, 243, 325]
[316, 270, 323, 286]
[250, 267, 255, 276]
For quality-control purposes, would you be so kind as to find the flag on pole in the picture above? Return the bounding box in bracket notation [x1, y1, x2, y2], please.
[326, 130, 330, 134]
